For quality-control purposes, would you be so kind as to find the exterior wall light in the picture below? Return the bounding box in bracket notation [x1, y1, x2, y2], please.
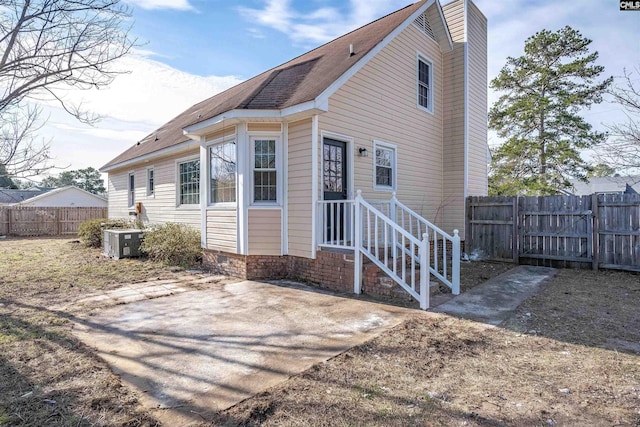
[358, 147, 368, 157]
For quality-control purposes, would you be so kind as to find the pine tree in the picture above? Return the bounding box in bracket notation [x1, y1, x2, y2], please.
[489, 26, 612, 195]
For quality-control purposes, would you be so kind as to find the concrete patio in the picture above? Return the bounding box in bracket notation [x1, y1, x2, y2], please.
[72, 279, 413, 426]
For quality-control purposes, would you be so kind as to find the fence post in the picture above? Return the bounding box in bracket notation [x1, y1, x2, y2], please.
[452, 229, 461, 295]
[512, 196, 519, 263]
[465, 196, 472, 257]
[591, 193, 599, 271]
[420, 231, 430, 310]
[354, 190, 362, 295]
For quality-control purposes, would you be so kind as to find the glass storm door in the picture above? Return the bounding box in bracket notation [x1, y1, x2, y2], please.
[323, 138, 347, 243]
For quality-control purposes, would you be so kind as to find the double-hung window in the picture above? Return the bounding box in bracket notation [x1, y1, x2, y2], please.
[417, 55, 433, 113]
[210, 141, 236, 204]
[178, 159, 200, 205]
[253, 138, 278, 203]
[374, 141, 396, 190]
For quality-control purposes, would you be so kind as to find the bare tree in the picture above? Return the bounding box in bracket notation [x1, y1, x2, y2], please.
[0, 105, 52, 179]
[598, 67, 640, 173]
[0, 0, 136, 178]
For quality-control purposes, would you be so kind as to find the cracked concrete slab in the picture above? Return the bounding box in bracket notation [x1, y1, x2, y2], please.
[72, 280, 413, 426]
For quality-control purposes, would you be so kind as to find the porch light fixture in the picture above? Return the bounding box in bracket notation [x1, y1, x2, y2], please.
[358, 147, 368, 157]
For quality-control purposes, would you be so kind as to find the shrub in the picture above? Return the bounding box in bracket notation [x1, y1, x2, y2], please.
[78, 218, 131, 248]
[140, 223, 201, 267]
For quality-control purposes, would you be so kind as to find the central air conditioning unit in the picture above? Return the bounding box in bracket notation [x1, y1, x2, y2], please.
[103, 229, 144, 259]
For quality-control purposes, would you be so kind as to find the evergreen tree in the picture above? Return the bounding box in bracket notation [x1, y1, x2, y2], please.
[41, 167, 105, 194]
[0, 164, 17, 188]
[489, 26, 612, 195]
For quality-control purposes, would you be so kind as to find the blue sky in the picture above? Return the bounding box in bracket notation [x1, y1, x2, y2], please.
[34, 0, 640, 179]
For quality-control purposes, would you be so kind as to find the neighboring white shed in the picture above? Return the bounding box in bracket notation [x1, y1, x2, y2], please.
[16, 186, 107, 207]
[569, 176, 640, 195]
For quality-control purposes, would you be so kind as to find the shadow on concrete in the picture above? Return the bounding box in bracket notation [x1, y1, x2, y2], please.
[3, 279, 413, 425]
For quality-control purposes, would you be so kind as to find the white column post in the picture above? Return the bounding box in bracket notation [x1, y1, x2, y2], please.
[354, 189, 363, 294]
[452, 229, 461, 295]
[420, 231, 430, 310]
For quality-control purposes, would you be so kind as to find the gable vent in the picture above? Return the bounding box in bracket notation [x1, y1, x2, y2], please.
[413, 12, 435, 40]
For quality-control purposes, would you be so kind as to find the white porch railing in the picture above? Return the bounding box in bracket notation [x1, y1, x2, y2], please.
[317, 190, 461, 310]
[371, 193, 460, 295]
[317, 200, 355, 249]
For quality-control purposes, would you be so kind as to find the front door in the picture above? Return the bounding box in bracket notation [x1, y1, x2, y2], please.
[323, 138, 348, 243]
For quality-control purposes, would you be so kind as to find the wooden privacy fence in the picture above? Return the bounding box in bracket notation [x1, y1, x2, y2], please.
[466, 194, 640, 272]
[0, 206, 107, 237]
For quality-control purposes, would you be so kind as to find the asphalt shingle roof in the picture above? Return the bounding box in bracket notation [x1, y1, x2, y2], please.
[102, 1, 426, 170]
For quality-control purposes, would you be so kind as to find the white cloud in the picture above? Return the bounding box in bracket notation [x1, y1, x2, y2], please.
[125, 0, 195, 11]
[238, 0, 409, 45]
[35, 55, 243, 176]
[47, 54, 243, 127]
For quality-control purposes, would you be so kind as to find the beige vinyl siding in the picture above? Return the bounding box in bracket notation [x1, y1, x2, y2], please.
[319, 24, 445, 227]
[107, 149, 201, 228]
[442, 0, 466, 237]
[425, 3, 452, 52]
[204, 126, 236, 142]
[287, 118, 313, 258]
[107, 172, 129, 218]
[466, 0, 488, 197]
[207, 208, 237, 252]
[248, 123, 282, 132]
[248, 209, 282, 255]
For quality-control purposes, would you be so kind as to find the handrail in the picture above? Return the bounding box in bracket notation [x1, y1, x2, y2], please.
[354, 190, 431, 309]
[317, 190, 461, 309]
[389, 193, 460, 295]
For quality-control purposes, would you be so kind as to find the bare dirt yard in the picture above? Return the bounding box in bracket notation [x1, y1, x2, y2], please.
[1, 237, 639, 426]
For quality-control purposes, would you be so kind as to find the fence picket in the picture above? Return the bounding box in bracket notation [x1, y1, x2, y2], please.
[0, 206, 107, 236]
[466, 194, 640, 272]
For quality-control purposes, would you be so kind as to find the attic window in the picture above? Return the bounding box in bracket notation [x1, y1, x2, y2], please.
[413, 12, 435, 40]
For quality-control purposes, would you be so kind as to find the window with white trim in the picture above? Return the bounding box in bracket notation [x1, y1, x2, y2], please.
[178, 159, 200, 205]
[210, 141, 236, 204]
[146, 168, 154, 196]
[128, 172, 135, 207]
[374, 142, 396, 190]
[253, 138, 278, 203]
[417, 55, 433, 113]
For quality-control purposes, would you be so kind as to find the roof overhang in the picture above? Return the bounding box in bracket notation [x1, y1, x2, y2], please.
[100, 139, 200, 173]
[183, 99, 329, 139]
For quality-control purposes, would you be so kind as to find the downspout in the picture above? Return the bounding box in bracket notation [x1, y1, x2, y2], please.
[463, 0, 469, 203]
[311, 114, 319, 259]
[282, 122, 289, 255]
[199, 137, 207, 248]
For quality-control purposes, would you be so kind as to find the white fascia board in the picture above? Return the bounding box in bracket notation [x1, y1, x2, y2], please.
[100, 139, 199, 173]
[183, 101, 327, 137]
[315, 0, 435, 106]
[435, 0, 454, 51]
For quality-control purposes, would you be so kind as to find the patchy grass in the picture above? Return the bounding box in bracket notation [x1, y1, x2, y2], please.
[0, 237, 181, 426]
[212, 315, 640, 427]
[209, 268, 640, 427]
[1, 237, 639, 426]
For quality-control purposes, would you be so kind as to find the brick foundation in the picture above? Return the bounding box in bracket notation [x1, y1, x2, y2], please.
[203, 240, 465, 303]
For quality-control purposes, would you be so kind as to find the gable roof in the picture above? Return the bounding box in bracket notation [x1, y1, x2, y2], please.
[102, 0, 442, 171]
[16, 186, 107, 206]
[0, 188, 49, 204]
